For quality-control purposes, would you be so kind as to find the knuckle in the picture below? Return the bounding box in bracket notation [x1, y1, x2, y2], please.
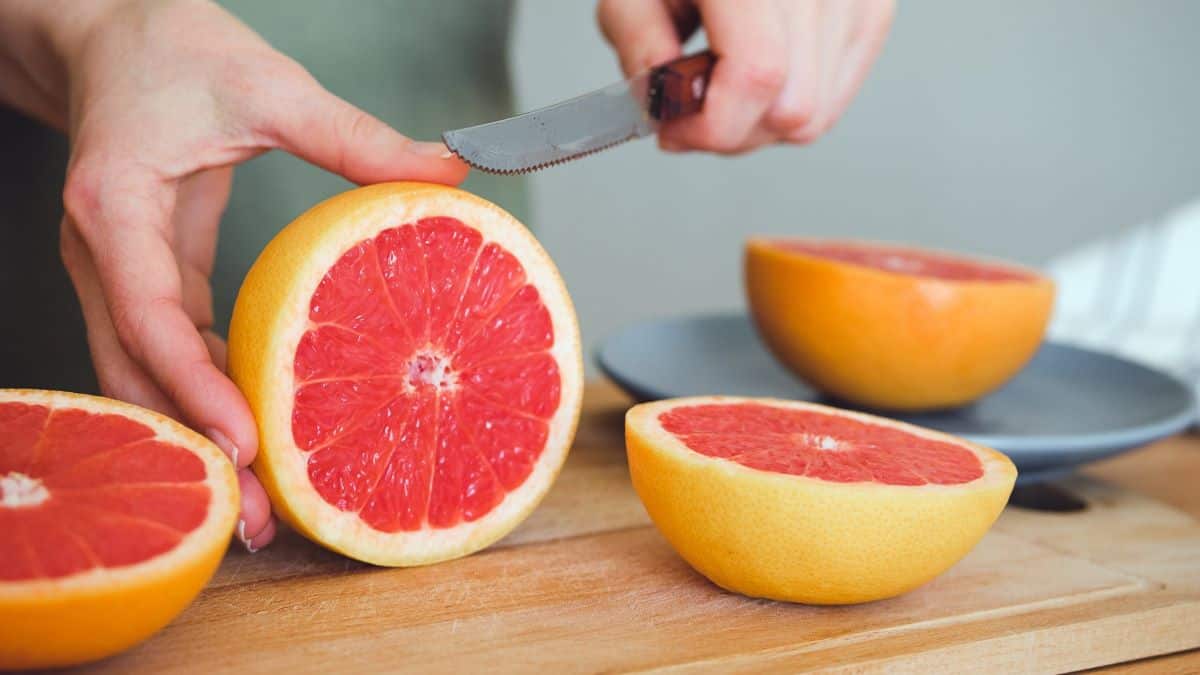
[62, 164, 103, 229]
[767, 96, 818, 134]
[693, 117, 748, 154]
[787, 124, 823, 145]
[736, 60, 787, 97]
[234, 56, 316, 138]
[339, 106, 379, 146]
[330, 106, 382, 174]
[109, 295, 172, 363]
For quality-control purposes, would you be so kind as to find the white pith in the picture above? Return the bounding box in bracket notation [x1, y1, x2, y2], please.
[404, 349, 458, 391]
[628, 396, 1017, 492]
[258, 187, 583, 565]
[0, 472, 49, 508]
[0, 389, 238, 599]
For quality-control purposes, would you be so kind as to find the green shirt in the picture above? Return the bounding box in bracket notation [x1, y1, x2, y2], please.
[0, 1, 525, 393]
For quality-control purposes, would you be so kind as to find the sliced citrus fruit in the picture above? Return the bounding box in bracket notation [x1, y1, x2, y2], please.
[228, 182, 583, 566]
[745, 238, 1055, 411]
[0, 389, 238, 670]
[626, 396, 1016, 605]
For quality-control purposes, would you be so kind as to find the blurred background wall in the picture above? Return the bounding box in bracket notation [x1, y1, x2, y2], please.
[510, 1, 1200, 363]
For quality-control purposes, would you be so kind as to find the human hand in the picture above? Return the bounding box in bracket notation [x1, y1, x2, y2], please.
[51, 0, 468, 550]
[598, 0, 894, 153]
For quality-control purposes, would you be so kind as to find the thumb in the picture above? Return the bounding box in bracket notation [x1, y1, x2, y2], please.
[268, 80, 469, 186]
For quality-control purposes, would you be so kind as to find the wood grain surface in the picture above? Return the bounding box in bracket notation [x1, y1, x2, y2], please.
[67, 382, 1200, 674]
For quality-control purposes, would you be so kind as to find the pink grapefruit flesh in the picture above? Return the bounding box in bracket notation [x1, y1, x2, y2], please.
[227, 183, 583, 567]
[0, 389, 238, 670]
[774, 241, 1035, 282]
[0, 402, 212, 580]
[658, 403, 984, 485]
[626, 395, 1017, 604]
[292, 217, 560, 532]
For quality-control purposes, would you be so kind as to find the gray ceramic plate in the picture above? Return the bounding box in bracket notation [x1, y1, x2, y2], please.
[597, 313, 1197, 485]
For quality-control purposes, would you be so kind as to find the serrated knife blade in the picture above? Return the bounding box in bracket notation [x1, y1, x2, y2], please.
[443, 51, 716, 175]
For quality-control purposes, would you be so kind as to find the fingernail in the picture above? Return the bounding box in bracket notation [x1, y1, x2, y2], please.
[411, 141, 455, 159]
[206, 428, 240, 466]
[236, 519, 257, 552]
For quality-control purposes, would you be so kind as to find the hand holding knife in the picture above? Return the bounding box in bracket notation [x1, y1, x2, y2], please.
[443, 51, 717, 175]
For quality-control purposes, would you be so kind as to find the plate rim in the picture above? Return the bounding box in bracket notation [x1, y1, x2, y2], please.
[595, 311, 1198, 456]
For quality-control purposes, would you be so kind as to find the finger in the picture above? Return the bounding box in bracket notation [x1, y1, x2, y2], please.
[203, 331, 228, 373]
[264, 76, 469, 186]
[174, 168, 232, 338]
[660, 0, 789, 153]
[63, 163, 258, 469]
[247, 517, 277, 553]
[765, 1, 820, 137]
[235, 468, 273, 551]
[787, 1, 868, 143]
[60, 217, 182, 417]
[597, 0, 685, 77]
[174, 167, 232, 277]
[823, 0, 895, 134]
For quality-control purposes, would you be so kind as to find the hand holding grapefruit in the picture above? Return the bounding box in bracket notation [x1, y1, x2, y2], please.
[626, 396, 1016, 604]
[0, 390, 238, 670]
[228, 183, 583, 566]
[745, 239, 1055, 411]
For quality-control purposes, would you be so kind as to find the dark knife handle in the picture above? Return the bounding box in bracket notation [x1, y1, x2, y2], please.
[647, 50, 717, 122]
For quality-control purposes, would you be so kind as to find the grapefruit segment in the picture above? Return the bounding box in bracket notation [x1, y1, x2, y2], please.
[745, 238, 1055, 411]
[0, 389, 238, 670]
[229, 183, 582, 566]
[626, 396, 1016, 605]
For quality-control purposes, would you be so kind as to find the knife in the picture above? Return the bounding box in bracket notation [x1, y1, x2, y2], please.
[443, 50, 717, 175]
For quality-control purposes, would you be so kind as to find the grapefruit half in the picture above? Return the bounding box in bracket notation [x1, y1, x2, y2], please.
[0, 389, 238, 670]
[228, 182, 583, 566]
[745, 239, 1055, 411]
[626, 396, 1016, 604]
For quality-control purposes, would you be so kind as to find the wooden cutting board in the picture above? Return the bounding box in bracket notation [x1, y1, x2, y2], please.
[76, 382, 1200, 674]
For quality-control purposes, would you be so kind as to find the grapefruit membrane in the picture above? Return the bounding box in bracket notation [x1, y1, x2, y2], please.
[0, 389, 238, 670]
[229, 183, 583, 566]
[626, 396, 1016, 605]
[745, 238, 1055, 411]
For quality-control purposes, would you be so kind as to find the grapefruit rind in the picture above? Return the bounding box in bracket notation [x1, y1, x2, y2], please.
[0, 389, 238, 670]
[744, 238, 1056, 411]
[626, 396, 1017, 605]
[228, 183, 583, 567]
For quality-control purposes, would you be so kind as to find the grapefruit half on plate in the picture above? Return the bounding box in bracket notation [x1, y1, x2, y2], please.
[745, 239, 1055, 411]
[0, 390, 238, 670]
[228, 182, 583, 566]
[626, 396, 1016, 604]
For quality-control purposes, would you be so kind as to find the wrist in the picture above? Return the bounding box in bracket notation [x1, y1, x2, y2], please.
[0, 0, 126, 129]
[34, 0, 130, 72]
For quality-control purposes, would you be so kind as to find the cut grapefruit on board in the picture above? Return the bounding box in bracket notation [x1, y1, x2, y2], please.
[626, 396, 1016, 605]
[228, 182, 583, 566]
[0, 389, 238, 670]
[745, 239, 1055, 411]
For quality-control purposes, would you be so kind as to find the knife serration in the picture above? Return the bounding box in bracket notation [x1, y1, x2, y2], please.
[443, 75, 656, 175]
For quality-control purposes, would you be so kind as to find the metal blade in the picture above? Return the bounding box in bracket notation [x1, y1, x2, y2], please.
[443, 74, 656, 175]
